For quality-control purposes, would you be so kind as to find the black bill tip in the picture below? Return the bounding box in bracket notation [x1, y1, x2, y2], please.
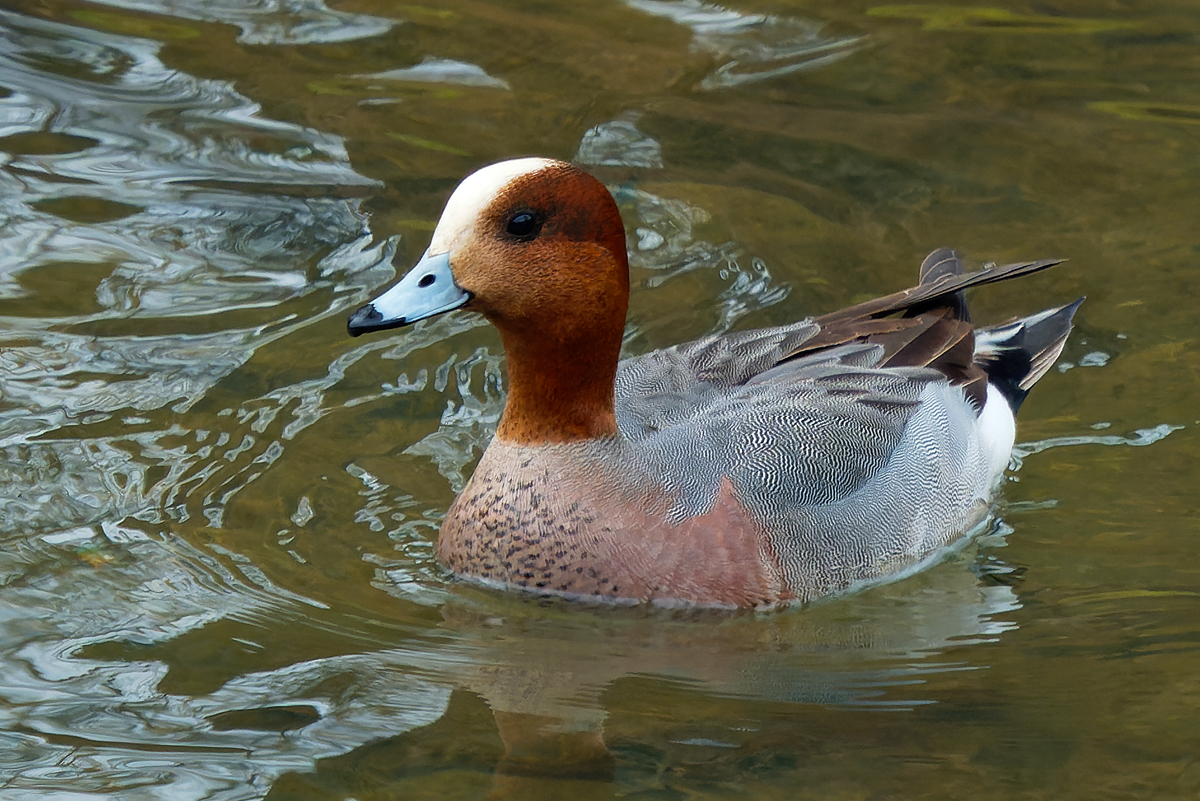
[347, 303, 407, 337]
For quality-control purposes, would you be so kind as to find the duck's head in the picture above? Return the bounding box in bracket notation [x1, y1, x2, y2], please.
[347, 157, 629, 339]
[348, 158, 631, 443]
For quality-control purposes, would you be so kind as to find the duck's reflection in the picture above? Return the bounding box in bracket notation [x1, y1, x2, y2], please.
[252, 531, 1019, 797]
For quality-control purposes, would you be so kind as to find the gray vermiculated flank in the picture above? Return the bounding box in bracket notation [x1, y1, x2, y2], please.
[610, 320, 995, 599]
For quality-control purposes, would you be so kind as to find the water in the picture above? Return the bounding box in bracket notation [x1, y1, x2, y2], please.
[0, 1, 1197, 798]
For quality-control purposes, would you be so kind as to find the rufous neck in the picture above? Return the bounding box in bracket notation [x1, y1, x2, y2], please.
[493, 318, 624, 445]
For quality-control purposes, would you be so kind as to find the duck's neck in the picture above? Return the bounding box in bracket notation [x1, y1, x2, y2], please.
[493, 317, 624, 445]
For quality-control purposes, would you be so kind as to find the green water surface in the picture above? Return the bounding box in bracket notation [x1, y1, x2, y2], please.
[0, 1, 1197, 799]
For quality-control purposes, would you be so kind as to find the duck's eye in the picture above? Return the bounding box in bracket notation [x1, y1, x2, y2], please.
[505, 210, 542, 241]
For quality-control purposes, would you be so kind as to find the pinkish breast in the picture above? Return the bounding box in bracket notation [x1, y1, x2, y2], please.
[435, 440, 792, 608]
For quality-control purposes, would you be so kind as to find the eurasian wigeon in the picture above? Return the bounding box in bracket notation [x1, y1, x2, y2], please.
[349, 157, 1080, 609]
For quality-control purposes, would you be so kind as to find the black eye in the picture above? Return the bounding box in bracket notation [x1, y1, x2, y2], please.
[505, 210, 542, 241]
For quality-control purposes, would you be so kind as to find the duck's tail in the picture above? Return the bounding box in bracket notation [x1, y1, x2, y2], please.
[901, 247, 1083, 413]
[975, 297, 1085, 412]
[798, 247, 1079, 414]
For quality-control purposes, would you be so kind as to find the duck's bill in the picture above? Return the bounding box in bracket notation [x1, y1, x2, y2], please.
[347, 250, 471, 337]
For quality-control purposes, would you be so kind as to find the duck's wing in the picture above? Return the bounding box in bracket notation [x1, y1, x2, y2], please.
[618, 334, 998, 600]
[809, 256, 1063, 329]
[615, 254, 1064, 436]
[615, 320, 822, 440]
[622, 340, 973, 602]
[613, 253, 1073, 599]
[787, 255, 1064, 409]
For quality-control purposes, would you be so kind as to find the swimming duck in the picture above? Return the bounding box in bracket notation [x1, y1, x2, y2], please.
[348, 157, 1080, 609]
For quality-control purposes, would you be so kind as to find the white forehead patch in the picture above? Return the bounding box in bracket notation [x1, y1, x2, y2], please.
[428, 157, 559, 254]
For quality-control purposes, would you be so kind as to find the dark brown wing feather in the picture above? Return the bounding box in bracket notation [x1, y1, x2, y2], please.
[780, 257, 1063, 409]
[813, 258, 1061, 326]
[906, 247, 971, 322]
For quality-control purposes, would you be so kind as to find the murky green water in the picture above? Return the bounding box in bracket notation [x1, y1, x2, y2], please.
[1, 0, 1198, 798]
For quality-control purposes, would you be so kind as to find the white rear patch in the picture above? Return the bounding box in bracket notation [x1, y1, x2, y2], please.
[428, 157, 558, 254]
[977, 383, 1017, 481]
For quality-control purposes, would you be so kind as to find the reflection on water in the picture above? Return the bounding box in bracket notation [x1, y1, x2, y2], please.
[866, 5, 1132, 34]
[0, 514, 1023, 797]
[0, 8, 404, 792]
[576, 114, 664, 169]
[627, 0, 864, 89]
[1, 0, 1198, 799]
[75, 0, 395, 45]
[0, 7, 387, 538]
[357, 57, 512, 91]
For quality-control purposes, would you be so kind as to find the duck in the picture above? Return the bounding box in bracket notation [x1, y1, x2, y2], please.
[348, 157, 1081, 609]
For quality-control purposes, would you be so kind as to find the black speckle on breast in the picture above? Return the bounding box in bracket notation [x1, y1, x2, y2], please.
[440, 457, 610, 595]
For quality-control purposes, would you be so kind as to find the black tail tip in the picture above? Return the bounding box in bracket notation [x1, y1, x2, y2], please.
[983, 296, 1084, 412]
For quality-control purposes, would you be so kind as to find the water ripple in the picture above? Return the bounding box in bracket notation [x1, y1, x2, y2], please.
[0, 6, 1101, 798]
[357, 57, 512, 90]
[625, 0, 865, 90]
[1011, 422, 1184, 471]
[82, 0, 395, 45]
[0, 520, 448, 799]
[0, 13, 374, 195]
[0, 9, 389, 540]
[0, 513, 1024, 799]
[576, 114, 664, 168]
[620, 186, 792, 332]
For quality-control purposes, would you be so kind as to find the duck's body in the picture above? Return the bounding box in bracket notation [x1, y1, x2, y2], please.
[438, 360, 999, 607]
[349, 158, 1080, 609]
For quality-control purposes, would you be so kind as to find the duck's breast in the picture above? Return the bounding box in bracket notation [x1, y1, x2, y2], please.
[435, 438, 789, 607]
